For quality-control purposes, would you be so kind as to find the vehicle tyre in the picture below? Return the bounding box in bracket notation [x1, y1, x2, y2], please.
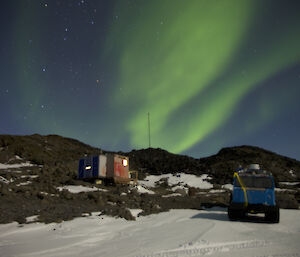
[265, 206, 280, 223]
[228, 206, 241, 220]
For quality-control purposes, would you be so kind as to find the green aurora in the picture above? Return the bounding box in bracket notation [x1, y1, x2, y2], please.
[108, 0, 300, 153]
[10, 0, 300, 157]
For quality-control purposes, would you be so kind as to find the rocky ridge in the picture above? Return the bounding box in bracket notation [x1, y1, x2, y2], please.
[0, 134, 299, 224]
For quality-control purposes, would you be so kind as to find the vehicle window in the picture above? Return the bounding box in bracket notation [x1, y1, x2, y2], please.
[234, 176, 273, 188]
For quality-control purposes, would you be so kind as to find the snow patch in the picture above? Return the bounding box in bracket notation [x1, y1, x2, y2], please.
[40, 192, 58, 197]
[81, 213, 91, 217]
[0, 162, 34, 169]
[279, 182, 300, 186]
[136, 185, 155, 194]
[0, 176, 9, 184]
[140, 173, 213, 189]
[275, 188, 297, 193]
[16, 181, 32, 186]
[222, 184, 233, 191]
[172, 185, 188, 194]
[26, 215, 39, 223]
[289, 170, 296, 177]
[20, 175, 39, 179]
[4, 170, 22, 173]
[209, 189, 226, 193]
[57, 185, 107, 193]
[162, 193, 182, 198]
[128, 209, 143, 218]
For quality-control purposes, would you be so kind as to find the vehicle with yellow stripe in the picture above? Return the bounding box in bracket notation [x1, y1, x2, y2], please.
[228, 164, 279, 223]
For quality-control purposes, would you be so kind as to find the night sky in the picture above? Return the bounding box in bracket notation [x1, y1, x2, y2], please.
[1, 0, 300, 160]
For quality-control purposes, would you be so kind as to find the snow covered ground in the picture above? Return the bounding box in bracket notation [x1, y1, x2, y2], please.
[1, 208, 299, 257]
[140, 173, 213, 189]
[57, 185, 108, 193]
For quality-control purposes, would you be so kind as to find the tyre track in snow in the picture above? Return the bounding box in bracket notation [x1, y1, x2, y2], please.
[254, 254, 300, 257]
[137, 240, 272, 257]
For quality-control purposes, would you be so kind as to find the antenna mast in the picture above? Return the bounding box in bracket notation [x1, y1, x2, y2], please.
[148, 112, 151, 148]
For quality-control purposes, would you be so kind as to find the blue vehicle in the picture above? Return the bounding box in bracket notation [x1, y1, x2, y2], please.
[228, 164, 279, 223]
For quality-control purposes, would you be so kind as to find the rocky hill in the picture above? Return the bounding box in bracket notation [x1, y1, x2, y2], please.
[126, 146, 300, 185]
[0, 134, 103, 167]
[1, 134, 299, 182]
[0, 134, 299, 224]
[198, 146, 300, 185]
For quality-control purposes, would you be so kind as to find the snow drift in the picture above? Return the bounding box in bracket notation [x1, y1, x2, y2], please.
[0, 208, 299, 257]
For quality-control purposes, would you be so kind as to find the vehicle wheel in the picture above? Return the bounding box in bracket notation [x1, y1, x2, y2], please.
[228, 207, 240, 220]
[265, 206, 280, 223]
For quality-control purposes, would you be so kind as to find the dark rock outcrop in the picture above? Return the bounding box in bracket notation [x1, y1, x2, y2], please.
[0, 134, 299, 224]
